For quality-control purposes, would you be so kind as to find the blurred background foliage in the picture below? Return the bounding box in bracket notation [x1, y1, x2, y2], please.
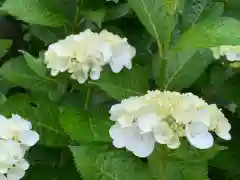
[1, 0, 240, 179]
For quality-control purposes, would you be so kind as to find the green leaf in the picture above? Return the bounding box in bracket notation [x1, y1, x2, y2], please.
[48, 83, 67, 102]
[176, 17, 240, 50]
[180, 163, 208, 180]
[56, 0, 77, 22]
[70, 145, 152, 180]
[0, 94, 68, 147]
[81, 9, 106, 28]
[216, 72, 240, 105]
[127, 0, 179, 47]
[225, 0, 240, 10]
[198, 2, 224, 21]
[163, 49, 214, 90]
[152, 53, 162, 85]
[0, 92, 6, 105]
[31, 25, 65, 44]
[148, 143, 222, 180]
[209, 64, 230, 87]
[210, 119, 240, 179]
[148, 146, 183, 180]
[33, 100, 69, 147]
[77, 0, 106, 10]
[21, 51, 47, 77]
[0, 56, 57, 92]
[60, 108, 112, 143]
[60, 92, 85, 108]
[27, 145, 62, 165]
[25, 163, 82, 180]
[25, 146, 81, 180]
[0, 39, 12, 58]
[172, 141, 224, 163]
[180, 0, 209, 31]
[1, 0, 66, 26]
[91, 66, 149, 100]
[0, 0, 5, 6]
[0, 78, 14, 95]
[105, 3, 130, 21]
[211, 150, 240, 179]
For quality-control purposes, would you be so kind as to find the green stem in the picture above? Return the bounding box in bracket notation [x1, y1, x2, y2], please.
[84, 87, 92, 110]
[58, 150, 65, 168]
[64, 25, 68, 35]
[158, 43, 167, 90]
[157, 41, 164, 58]
[73, 6, 81, 33]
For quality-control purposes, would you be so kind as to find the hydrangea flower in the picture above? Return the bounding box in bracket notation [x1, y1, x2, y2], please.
[0, 114, 39, 180]
[109, 90, 231, 157]
[0, 114, 39, 146]
[99, 30, 136, 73]
[211, 45, 240, 61]
[45, 29, 136, 84]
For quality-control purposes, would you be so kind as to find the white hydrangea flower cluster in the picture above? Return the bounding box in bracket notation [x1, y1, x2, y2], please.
[45, 29, 136, 83]
[0, 114, 39, 180]
[211, 45, 240, 61]
[109, 90, 231, 157]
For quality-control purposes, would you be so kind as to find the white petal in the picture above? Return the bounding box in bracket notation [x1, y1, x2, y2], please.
[216, 132, 231, 140]
[0, 118, 12, 139]
[0, 140, 25, 162]
[109, 115, 117, 121]
[49, 57, 70, 72]
[19, 130, 39, 146]
[109, 60, 124, 73]
[71, 73, 87, 84]
[0, 165, 8, 174]
[50, 69, 59, 76]
[109, 124, 128, 146]
[167, 136, 181, 149]
[70, 68, 88, 84]
[49, 44, 68, 57]
[186, 122, 214, 149]
[0, 174, 7, 180]
[112, 140, 125, 148]
[110, 44, 135, 70]
[90, 68, 101, 80]
[126, 131, 155, 158]
[154, 121, 173, 144]
[137, 113, 160, 133]
[99, 44, 112, 63]
[124, 61, 132, 70]
[7, 167, 25, 180]
[226, 52, 240, 61]
[215, 119, 231, 140]
[0, 115, 8, 121]
[10, 114, 32, 131]
[123, 47, 135, 69]
[16, 159, 29, 171]
[117, 115, 134, 127]
[210, 47, 221, 59]
[194, 108, 212, 127]
[132, 141, 155, 158]
[20, 144, 30, 152]
[110, 123, 155, 157]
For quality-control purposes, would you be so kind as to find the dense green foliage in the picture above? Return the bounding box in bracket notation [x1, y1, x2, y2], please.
[1, 0, 240, 179]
